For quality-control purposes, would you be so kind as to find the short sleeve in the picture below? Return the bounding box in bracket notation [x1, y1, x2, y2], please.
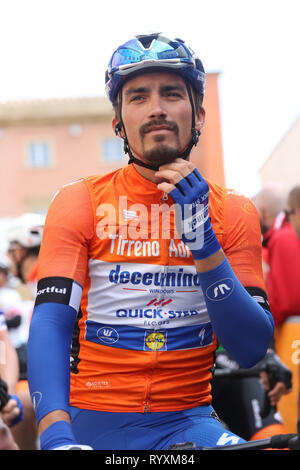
[223, 190, 265, 290]
[37, 179, 95, 287]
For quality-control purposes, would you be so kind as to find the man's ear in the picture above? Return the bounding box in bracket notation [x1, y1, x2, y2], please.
[195, 107, 205, 134]
[112, 117, 123, 137]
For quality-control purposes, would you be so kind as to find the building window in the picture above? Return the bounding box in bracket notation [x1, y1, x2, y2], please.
[101, 138, 124, 163]
[26, 141, 52, 168]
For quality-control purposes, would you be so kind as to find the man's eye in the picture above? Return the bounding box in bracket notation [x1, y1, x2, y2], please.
[166, 92, 182, 98]
[131, 95, 144, 102]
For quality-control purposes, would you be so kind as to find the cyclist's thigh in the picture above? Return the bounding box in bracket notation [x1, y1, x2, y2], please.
[160, 406, 245, 450]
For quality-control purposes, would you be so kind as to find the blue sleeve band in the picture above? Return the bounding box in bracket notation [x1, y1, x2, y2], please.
[40, 420, 76, 450]
[198, 258, 274, 368]
[27, 302, 77, 423]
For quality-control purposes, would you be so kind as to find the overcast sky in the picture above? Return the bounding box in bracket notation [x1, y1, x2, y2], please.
[0, 0, 299, 196]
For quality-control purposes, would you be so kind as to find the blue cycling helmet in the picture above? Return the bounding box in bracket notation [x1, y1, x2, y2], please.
[105, 33, 206, 104]
[105, 33, 206, 170]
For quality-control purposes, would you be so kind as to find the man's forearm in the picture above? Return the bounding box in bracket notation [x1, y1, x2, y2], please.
[39, 410, 71, 434]
[194, 249, 225, 273]
[195, 256, 274, 368]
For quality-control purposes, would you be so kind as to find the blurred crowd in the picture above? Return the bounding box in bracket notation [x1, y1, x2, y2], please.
[0, 182, 300, 450]
[0, 213, 44, 450]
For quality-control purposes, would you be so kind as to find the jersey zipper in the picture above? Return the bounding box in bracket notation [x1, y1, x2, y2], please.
[144, 191, 169, 413]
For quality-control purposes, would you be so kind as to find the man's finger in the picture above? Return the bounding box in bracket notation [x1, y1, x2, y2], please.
[157, 160, 194, 178]
[155, 169, 185, 185]
[2, 399, 17, 414]
[157, 182, 175, 194]
[259, 371, 270, 390]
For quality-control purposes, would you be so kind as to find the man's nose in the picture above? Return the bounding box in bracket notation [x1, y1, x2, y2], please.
[148, 95, 167, 119]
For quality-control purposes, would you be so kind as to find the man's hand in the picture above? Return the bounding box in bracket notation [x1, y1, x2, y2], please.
[0, 377, 24, 427]
[259, 350, 292, 406]
[1, 396, 24, 427]
[156, 159, 221, 260]
[259, 374, 290, 406]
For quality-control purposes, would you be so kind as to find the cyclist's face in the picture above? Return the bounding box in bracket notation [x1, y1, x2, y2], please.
[115, 71, 203, 166]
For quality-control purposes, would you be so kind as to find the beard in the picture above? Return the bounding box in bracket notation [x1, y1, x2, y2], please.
[140, 119, 182, 166]
[142, 138, 182, 166]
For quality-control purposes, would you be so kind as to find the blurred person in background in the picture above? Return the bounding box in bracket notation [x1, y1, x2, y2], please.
[257, 184, 300, 434]
[0, 253, 29, 380]
[7, 213, 45, 301]
[0, 306, 23, 449]
[255, 186, 300, 326]
[3, 213, 44, 450]
[286, 185, 300, 240]
[254, 183, 287, 281]
[5, 213, 45, 379]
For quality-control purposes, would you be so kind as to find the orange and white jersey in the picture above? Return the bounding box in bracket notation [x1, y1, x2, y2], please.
[37, 164, 265, 413]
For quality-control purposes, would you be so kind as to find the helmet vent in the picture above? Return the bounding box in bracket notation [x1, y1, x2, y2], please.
[137, 34, 159, 49]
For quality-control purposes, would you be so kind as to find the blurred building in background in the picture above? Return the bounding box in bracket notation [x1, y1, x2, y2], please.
[260, 115, 300, 192]
[0, 73, 225, 221]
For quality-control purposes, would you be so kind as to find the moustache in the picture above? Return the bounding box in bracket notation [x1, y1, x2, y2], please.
[139, 120, 179, 137]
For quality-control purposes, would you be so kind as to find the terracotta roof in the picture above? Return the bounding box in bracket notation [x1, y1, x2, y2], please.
[0, 96, 113, 125]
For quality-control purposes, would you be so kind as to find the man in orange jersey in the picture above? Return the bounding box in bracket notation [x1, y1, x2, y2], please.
[27, 34, 274, 450]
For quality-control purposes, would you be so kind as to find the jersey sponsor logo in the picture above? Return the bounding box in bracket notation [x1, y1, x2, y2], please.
[123, 209, 139, 221]
[116, 308, 200, 320]
[96, 327, 119, 344]
[35, 276, 82, 310]
[109, 264, 201, 288]
[206, 278, 235, 301]
[146, 298, 173, 307]
[31, 391, 42, 410]
[182, 202, 209, 234]
[85, 320, 212, 351]
[36, 286, 67, 296]
[108, 236, 191, 259]
[145, 331, 166, 351]
[85, 380, 110, 389]
[216, 432, 241, 446]
[198, 327, 206, 345]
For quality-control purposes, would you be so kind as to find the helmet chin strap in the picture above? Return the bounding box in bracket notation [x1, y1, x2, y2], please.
[117, 81, 200, 172]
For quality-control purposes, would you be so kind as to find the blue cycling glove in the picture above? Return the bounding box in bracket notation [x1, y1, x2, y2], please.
[169, 168, 221, 259]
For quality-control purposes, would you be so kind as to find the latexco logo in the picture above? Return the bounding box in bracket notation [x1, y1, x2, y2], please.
[206, 278, 235, 301]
